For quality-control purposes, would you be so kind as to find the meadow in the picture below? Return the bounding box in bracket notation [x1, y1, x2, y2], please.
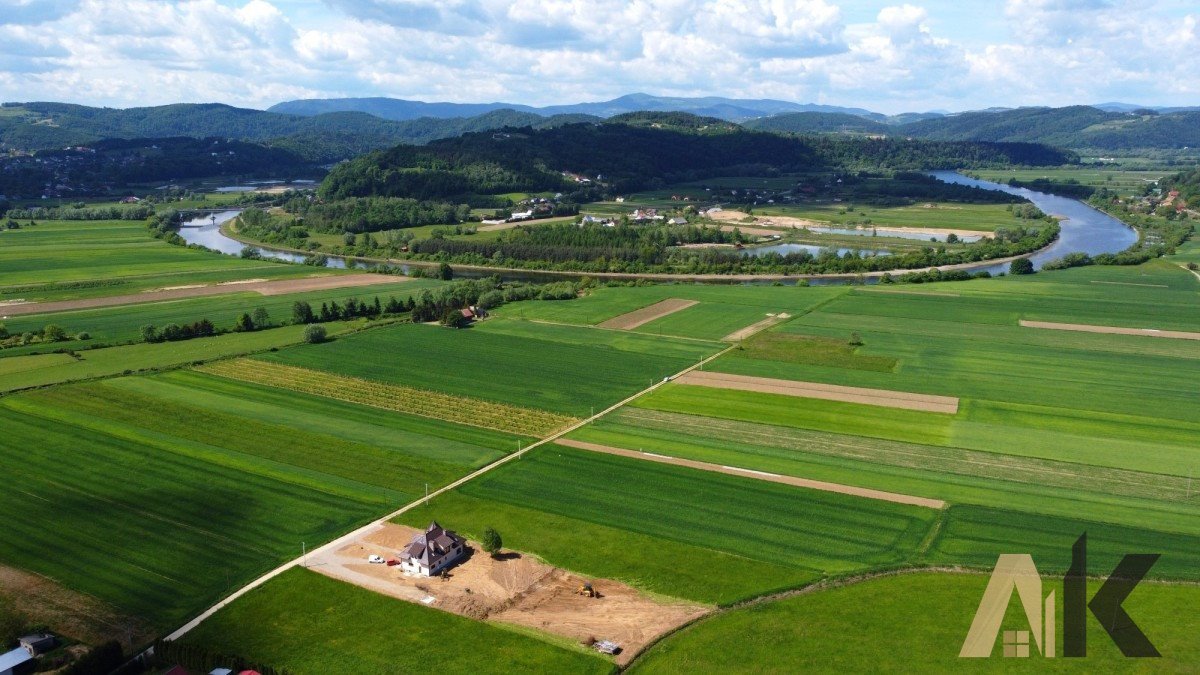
[631, 573, 1200, 672]
[568, 409, 1200, 536]
[964, 166, 1168, 197]
[0, 320, 363, 393]
[398, 444, 937, 605]
[749, 202, 1037, 232]
[181, 569, 612, 674]
[498, 284, 850, 336]
[0, 218, 316, 300]
[0, 278, 437, 358]
[0, 370, 516, 632]
[264, 318, 719, 415]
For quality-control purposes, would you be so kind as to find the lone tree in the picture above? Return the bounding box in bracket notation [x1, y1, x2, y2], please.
[252, 307, 270, 329]
[848, 331, 864, 347]
[303, 324, 327, 344]
[481, 527, 503, 558]
[1009, 258, 1035, 275]
[437, 262, 454, 281]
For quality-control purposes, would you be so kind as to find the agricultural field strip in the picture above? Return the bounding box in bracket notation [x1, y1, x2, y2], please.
[163, 343, 738, 643]
[1020, 319, 1200, 341]
[675, 370, 960, 414]
[555, 439, 945, 509]
[722, 314, 791, 342]
[197, 359, 576, 438]
[0, 273, 402, 317]
[525, 318, 724, 345]
[597, 298, 698, 330]
[613, 408, 1193, 502]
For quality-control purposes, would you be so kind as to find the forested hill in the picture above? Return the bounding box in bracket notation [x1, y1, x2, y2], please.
[742, 112, 890, 135]
[319, 117, 1075, 200]
[900, 106, 1200, 150]
[1161, 168, 1200, 204]
[0, 102, 594, 161]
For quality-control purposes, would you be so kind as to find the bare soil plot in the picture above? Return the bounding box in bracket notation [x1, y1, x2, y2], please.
[0, 563, 153, 649]
[1020, 319, 1200, 341]
[308, 523, 708, 665]
[598, 298, 699, 330]
[708, 210, 987, 238]
[675, 370, 960, 414]
[556, 439, 945, 509]
[722, 313, 791, 341]
[0, 273, 407, 316]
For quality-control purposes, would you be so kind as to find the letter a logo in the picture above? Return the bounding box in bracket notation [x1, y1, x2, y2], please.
[960, 555, 1056, 658]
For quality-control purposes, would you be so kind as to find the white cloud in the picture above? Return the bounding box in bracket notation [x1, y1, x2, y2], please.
[0, 0, 1196, 112]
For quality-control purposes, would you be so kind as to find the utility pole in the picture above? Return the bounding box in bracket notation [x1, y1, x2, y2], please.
[425, 482, 429, 506]
[301, 541, 306, 568]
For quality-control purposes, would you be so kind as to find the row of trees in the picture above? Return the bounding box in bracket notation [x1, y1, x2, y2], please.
[0, 322, 87, 349]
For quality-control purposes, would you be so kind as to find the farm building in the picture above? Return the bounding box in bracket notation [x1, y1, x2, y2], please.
[399, 522, 466, 577]
[0, 648, 33, 675]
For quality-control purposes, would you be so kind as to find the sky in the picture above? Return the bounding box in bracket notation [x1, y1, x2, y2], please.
[0, 0, 1196, 114]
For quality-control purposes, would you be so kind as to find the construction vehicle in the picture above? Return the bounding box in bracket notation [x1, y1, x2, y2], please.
[577, 582, 598, 598]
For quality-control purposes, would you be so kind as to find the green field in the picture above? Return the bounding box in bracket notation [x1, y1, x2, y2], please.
[747, 202, 1037, 232]
[0, 320, 365, 393]
[398, 444, 936, 605]
[965, 166, 1169, 197]
[498, 284, 850, 332]
[0, 370, 515, 631]
[264, 318, 719, 415]
[632, 573, 1200, 672]
[0, 279, 438, 358]
[0, 218, 320, 300]
[182, 569, 612, 675]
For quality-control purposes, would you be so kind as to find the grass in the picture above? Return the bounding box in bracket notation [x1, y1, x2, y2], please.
[181, 568, 612, 675]
[263, 319, 719, 416]
[398, 445, 936, 605]
[0, 372, 510, 632]
[567, 409, 1200, 536]
[0, 218, 317, 298]
[732, 331, 898, 372]
[748, 202, 1036, 232]
[0, 320, 363, 393]
[965, 166, 1170, 197]
[633, 302, 782, 341]
[498, 284, 849, 327]
[0, 278, 438, 358]
[631, 573, 1200, 673]
[199, 358, 577, 437]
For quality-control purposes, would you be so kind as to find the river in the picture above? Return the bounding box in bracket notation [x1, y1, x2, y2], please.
[177, 172, 1139, 283]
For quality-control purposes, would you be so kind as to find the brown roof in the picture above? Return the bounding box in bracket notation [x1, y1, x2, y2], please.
[399, 522, 465, 567]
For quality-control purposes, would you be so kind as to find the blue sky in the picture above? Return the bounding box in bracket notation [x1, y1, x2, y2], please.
[0, 0, 1196, 113]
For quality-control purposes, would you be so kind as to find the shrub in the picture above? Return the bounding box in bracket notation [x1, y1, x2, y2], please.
[303, 324, 327, 344]
[1009, 258, 1035, 275]
[482, 527, 503, 558]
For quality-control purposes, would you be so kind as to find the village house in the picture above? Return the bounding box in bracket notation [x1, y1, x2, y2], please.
[399, 522, 467, 577]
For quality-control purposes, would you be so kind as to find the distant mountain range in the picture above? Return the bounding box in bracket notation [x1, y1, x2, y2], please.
[268, 93, 884, 123]
[2, 96, 1197, 163]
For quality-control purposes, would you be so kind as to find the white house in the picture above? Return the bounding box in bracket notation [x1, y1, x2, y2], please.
[399, 522, 466, 577]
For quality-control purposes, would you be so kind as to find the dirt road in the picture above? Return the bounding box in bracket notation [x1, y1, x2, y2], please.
[556, 439, 945, 509]
[0, 274, 408, 317]
[722, 313, 791, 341]
[598, 298, 698, 330]
[675, 370, 960, 414]
[308, 523, 708, 665]
[1020, 319, 1200, 341]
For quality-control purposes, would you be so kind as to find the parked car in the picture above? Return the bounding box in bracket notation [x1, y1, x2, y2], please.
[367, 554, 385, 564]
[386, 559, 400, 567]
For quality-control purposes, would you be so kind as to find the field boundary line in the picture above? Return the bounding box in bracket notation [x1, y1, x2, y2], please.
[160, 343, 736, 643]
[555, 438, 946, 509]
[523, 318, 725, 345]
[1020, 319, 1200, 341]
